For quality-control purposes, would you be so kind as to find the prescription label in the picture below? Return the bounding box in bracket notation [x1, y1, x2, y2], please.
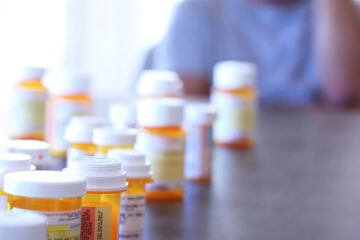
[12, 208, 82, 240]
[81, 206, 112, 240]
[119, 194, 146, 240]
[0, 196, 7, 210]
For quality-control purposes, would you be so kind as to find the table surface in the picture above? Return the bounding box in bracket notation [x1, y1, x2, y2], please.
[141, 108, 360, 240]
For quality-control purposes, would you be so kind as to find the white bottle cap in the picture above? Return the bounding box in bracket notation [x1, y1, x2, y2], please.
[213, 61, 257, 90]
[185, 104, 217, 126]
[92, 127, 137, 147]
[19, 66, 46, 82]
[109, 103, 137, 129]
[0, 211, 47, 240]
[137, 99, 184, 127]
[47, 71, 91, 95]
[65, 156, 128, 192]
[65, 116, 107, 143]
[137, 70, 183, 97]
[4, 171, 86, 199]
[1, 140, 51, 166]
[107, 149, 151, 179]
[0, 153, 32, 173]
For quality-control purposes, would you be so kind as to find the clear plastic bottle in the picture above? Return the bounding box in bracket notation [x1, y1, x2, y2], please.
[211, 61, 257, 149]
[65, 156, 128, 240]
[47, 72, 93, 158]
[136, 99, 185, 201]
[107, 149, 152, 240]
[184, 104, 217, 183]
[11, 66, 47, 141]
[4, 171, 86, 240]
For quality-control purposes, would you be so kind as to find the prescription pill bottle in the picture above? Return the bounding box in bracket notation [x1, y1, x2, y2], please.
[64, 156, 128, 240]
[184, 104, 217, 183]
[136, 99, 185, 201]
[109, 102, 137, 129]
[211, 61, 257, 149]
[0, 153, 34, 210]
[47, 72, 93, 158]
[0, 211, 47, 240]
[136, 70, 183, 98]
[93, 127, 137, 156]
[11, 66, 48, 141]
[2, 140, 51, 168]
[4, 171, 86, 240]
[107, 149, 152, 240]
[65, 116, 106, 161]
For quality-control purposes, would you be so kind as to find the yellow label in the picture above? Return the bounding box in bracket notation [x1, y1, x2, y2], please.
[149, 152, 185, 181]
[217, 107, 255, 131]
[48, 229, 80, 240]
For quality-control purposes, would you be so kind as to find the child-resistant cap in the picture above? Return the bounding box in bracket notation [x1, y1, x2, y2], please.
[107, 149, 151, 179]
[109, 103, 137, 129]
[19, 66, 46, 82]
[0, 211, 47, 240]
[137, 99, 184, 127]
[0, 153, 32, 173]
[213, 61, 257, 90]
[47, 71, 91, 95]
[4, 171, 86, 199]
[65, 116, 107, 143]
[137, 70, 183, 97]
[65, 156, 128, 192]
[1, 140, 51, 166]
[185, 104, 217, 125]
[92, 127, 137, 146]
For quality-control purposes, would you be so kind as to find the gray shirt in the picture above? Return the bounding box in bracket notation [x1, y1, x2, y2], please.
[153, 0, 321, 104]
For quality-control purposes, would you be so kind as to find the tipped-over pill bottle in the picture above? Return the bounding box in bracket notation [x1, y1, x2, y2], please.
[2, 140, 51, 168]
[65, 116, 106, 161]
[4, 171, 86, 240]
[0, 211, 47, 240]
[65, 156, 128, 240]
[47, 72, 93, 158]
[93, 127, 137, 156]
[136, 99, 185, 201]
[11, 66, 48, 141]
[109, 102, 137, 129]
[211, 61, 257, 149]
[108, 149, 152, 240]
[185, 104, 217, 183]
[136, 70, 183, 98]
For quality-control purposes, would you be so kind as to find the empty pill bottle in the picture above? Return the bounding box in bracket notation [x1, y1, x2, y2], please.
[211, 61, 257, 149]
[136, 70, 183, 98]
[184, 104, 217, 183]
[0, 153, 34, 210]
[107, 149, 152, 240]
[136, 99, 185, 201]
[46, 71, 93, 158]
[1, 140, 51, 168]
[11, 66, 48, 141]
[92, 127, 137, 156]
[64, 156, 128, 240]
[65, 116, 107, 161]
[4, 171, 86, 240]
[0, 211, 47, 240]
[109, 102, 137, 129]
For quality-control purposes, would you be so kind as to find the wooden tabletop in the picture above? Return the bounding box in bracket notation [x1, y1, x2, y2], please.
[143, 109, 360, 240]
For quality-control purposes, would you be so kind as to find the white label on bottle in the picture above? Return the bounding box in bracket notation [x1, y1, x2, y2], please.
[0, 196, 7, 210]
[119, 194, 146, 240]
[12, 208, 82, 240]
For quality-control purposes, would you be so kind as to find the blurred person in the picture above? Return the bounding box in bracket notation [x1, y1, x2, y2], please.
[153, 0, 360, 106]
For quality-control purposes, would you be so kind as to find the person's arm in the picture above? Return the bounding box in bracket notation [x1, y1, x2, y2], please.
[314, 0, 360, 105]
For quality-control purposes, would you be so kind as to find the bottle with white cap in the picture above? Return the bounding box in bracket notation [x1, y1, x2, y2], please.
[46, 71, 93, 158]
[211, 61, 257, 149]
[136, 99, 185, 201]
[4, 171, 86, 240]
[1, 140, 51, 168]
[109, 102, 137, 129]
[64, 156, 128, 240]
[0, 211, 47, 240]
[0, 153, 34, 210]
[107, 149, 152, 240]
[11, 66, 48, 141]
[92, 127, 137, 156]
[184, 104, 217, 183]
[136, 70, 183, 98]
[65, 116, 107, 161]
